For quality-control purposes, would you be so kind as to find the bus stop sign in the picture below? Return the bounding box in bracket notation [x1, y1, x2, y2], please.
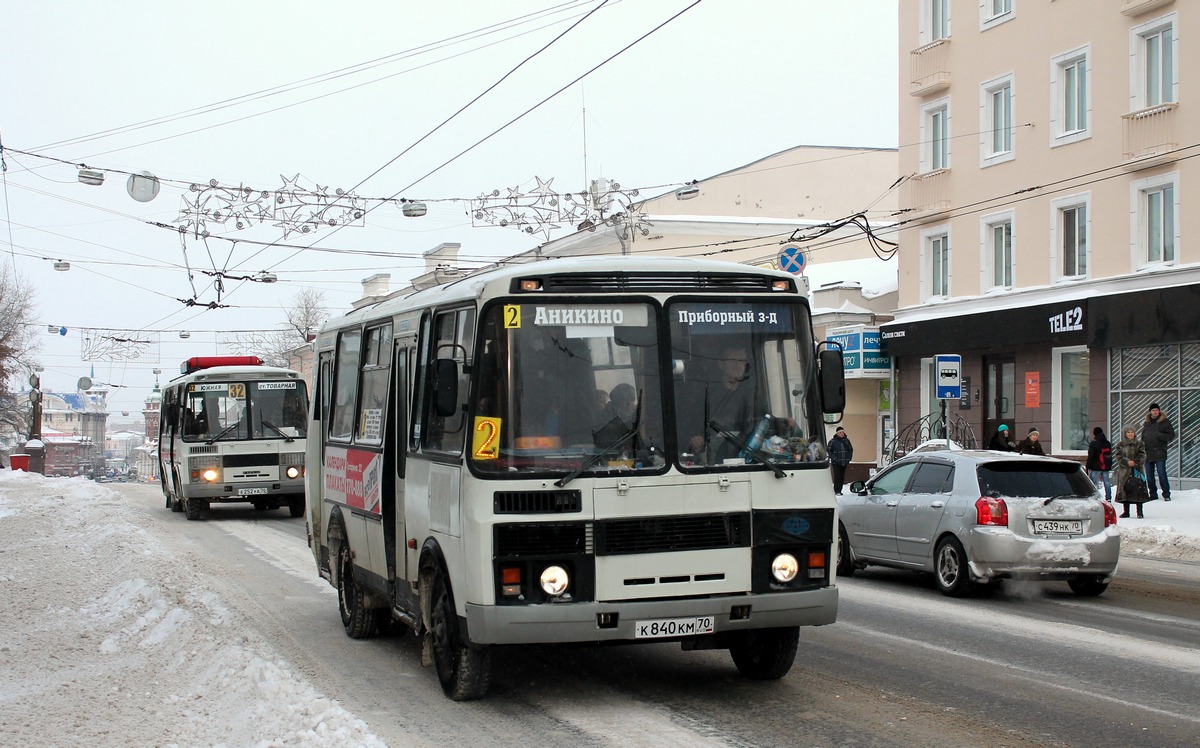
[935, 353, 962, 400]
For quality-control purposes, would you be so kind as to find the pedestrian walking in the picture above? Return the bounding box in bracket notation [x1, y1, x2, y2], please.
[1016, 427, 1046, 456]
[1142, 403, 1175, 501]
[827, 426, 853, 495]
[1085, 426, 1113, 502]
[1114, 426, 1149, 519]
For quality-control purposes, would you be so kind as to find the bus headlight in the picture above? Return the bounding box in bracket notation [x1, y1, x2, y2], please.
[285, 465, 301, 479]
[771, 553, 799, 583]
[201, 468, 219, 482]
[539, 565, 570, 597]
[281, 452, 304, 480]
[189, 455, 220, 483]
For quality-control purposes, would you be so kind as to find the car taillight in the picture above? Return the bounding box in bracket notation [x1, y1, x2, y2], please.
[975, 496, 1008, 526]
[1102, 501, 1118, 527]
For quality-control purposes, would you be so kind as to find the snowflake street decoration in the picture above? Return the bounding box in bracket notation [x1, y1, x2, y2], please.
[470, 176, 652, 240]
[81, 329, 161, 363]
[176, 175, 367, 239]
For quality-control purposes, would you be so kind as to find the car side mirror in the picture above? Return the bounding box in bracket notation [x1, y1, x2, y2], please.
[849, 480, 866, 494]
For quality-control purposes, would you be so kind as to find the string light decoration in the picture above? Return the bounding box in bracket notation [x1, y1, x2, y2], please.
[176, 174, 369, 239]
[469, 176, 653, 240]
[81, 329, 161, 363]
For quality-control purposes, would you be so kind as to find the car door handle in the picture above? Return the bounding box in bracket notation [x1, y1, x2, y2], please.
[930, 501, 945, 508]
[886, 500, 899, 507]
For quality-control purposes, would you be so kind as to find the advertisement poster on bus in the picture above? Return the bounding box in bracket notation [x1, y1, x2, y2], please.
[323, 446, 381, 515]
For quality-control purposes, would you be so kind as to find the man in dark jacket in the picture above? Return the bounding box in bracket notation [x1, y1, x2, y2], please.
[827, 426, 853, 495]
[1142, 403, 1176, 501]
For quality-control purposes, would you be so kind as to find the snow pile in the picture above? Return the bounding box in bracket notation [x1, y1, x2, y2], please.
[0, 470, 386, 748]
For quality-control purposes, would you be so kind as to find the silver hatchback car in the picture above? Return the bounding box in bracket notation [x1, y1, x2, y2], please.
[837, 450, 1120, 596]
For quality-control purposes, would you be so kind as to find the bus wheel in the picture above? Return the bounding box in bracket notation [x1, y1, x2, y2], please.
[337, 543, 377, 639]
[171, 498, 183, 513]
[288, 495, 305, 518]
[429, 568, 491, 700]
[252, 501, 268, 511]
[729, 626, 799, 680]
[185, 497, 203, 521]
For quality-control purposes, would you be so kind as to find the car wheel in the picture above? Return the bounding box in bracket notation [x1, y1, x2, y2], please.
[337, 542, 379, 639]
[835, 525, 856, 578]
[934, 536, 972, 597]
[1067, 574, 1109, 597]
[428, 567, 491, 700]
[729, 626, 799, 680]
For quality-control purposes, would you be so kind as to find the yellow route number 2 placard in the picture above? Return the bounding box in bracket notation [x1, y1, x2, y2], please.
[472, 417, 502, 460]
[503, 305, 521, 329]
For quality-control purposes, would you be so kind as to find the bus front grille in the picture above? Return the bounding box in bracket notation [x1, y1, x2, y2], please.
[494, 490, 582, 514]
[595, 513, 751, 556]
[495, 522, 591, 556]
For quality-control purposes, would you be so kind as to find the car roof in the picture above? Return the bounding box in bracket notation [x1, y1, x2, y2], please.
[895, 449, 1084, 468]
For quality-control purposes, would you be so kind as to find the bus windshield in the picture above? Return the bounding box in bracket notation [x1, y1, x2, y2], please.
[470, 297, 825, 476]
[472, 301, 667, 475]
[181, 379, 309, 442]
[668, 300, 825, 468]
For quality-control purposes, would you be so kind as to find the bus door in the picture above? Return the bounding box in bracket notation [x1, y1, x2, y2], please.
[392, 342, 412, 583]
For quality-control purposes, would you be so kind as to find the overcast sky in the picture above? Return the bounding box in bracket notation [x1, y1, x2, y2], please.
[0, 0, 897, 415]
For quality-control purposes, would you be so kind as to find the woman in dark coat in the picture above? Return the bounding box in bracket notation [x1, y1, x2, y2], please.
[1016, 427, 1046, 456]
[1113, 426, 1148, 519]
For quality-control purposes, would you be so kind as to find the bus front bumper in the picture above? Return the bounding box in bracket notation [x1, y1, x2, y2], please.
[463, 586, 838, 646]
[186, 479, 304, 502]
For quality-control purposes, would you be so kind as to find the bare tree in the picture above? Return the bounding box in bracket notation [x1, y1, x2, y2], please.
[0, 262, 40, 442]
[227, 288, 327, 368]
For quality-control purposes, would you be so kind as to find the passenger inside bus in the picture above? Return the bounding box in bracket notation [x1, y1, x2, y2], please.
[592, 383, 639, 453]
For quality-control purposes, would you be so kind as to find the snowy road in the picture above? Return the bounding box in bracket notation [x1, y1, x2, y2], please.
[3, 473, 1198, 747]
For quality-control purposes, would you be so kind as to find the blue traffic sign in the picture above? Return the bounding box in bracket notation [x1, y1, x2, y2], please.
[935, 353, 962, 399]
[779, 245, 806, 275]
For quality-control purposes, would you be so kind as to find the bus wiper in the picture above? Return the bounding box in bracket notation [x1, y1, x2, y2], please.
[556, 389, 642, 488]
[205, 422, 240, 444]
[706, 419, 786, 479]
[261, 419, 295, 442]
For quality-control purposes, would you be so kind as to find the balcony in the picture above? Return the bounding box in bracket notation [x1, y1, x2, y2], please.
[910, 39, 951, 96]
[904, 169, 951, 217]
[1122, 103, 1178, 167]
[1121, 0, 1174, 17]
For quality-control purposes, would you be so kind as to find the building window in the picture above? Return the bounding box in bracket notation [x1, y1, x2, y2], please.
[1050, 48, 1090, 146]
[981, 75, 1015, 166]
[1053, 347, 1090, 454]
[1132, 174, 1177, 266]
[921, 99, 950, 172]
[1132, 15, 1176, 109]
[980, 0, 1013, 31]
[924, 230, 951, 299]
[981, 212, 1013, 290]
[1051, 194, 1090, 281]
[927, 0, 951, 42]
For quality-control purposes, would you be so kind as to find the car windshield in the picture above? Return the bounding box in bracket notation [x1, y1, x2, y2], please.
[471, 301, 667, 476]
[977, 462, 1096, 498]
[181, 380, 308, 442]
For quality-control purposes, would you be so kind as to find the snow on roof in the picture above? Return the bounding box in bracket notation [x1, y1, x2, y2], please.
[804, 257, 898, 300]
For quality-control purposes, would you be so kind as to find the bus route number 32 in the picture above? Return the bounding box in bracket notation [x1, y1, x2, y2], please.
[634, 616, 716, 639]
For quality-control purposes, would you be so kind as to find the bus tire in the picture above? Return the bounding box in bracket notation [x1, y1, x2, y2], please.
[288, 495, 305, 518]
[185, 497, 203, 521]
[729, 626, 799, 680]
[337, 542, 378, 639]
[835, 524, 855, 578]
[429, 567, 491, 700]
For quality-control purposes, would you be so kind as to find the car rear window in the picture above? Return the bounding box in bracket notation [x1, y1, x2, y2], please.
[976, 462, 1095, 498]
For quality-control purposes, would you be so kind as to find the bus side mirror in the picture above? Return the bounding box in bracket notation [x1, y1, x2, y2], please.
[433, 358, 459, 417]
[818, 348, 846, 414]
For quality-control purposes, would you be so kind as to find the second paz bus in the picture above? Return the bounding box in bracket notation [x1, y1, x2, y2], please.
[306, 255, 846, 700]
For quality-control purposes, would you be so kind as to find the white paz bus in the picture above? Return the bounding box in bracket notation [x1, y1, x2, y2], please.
[307, 256, 846, 699]
[159, 356, 308, 520]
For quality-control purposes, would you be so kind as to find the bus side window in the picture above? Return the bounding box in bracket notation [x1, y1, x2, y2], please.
[355, 323, 392, 445]
[421, 307, 474, 454]
[330, 328, 362, 441]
